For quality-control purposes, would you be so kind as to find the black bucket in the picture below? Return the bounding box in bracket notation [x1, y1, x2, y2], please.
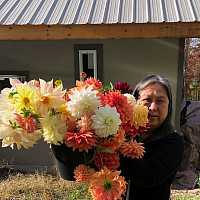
[51, 143, 95, 180]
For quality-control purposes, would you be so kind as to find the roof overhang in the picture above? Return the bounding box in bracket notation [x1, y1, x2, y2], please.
[0, 22, 200, 40]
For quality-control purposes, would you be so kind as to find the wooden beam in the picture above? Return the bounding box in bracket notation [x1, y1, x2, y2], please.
[0, 22, 200, 40]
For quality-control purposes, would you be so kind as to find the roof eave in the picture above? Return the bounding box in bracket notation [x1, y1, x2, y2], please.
[0, 22, 199, 40]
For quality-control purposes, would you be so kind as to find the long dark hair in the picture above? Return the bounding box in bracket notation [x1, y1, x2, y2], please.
[133, 75, 174, 142]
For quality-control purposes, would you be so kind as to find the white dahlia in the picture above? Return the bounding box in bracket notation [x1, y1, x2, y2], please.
[66, 85, 101, 119]
[124, 93, 136, 105]
[0, 93, 15, 124]
[91, 104, 122, 138]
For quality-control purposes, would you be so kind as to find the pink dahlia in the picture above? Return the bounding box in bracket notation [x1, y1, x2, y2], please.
[94, 152, 120, 171]
[113, 82, 133, 94]
[14, 113, 39, 133]
[64, 129, 98, 152]
[89, 167, 127, 200]
[74, 164, 95, 183]
[77, 115, 93, 132]
[101, 91, 133, 123]
[120, 140, 145, 159]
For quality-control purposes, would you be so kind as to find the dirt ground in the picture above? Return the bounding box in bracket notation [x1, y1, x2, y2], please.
[171, 188, 200, 199]
[171, 181, 200, 199]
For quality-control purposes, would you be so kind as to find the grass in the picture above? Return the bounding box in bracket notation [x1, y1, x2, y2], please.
[0, 170, 92, 200]
[172, 197, 200, 200]
[0, 163, 199, 200]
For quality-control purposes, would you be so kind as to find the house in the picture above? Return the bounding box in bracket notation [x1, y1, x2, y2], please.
[0, 0, 200, 172]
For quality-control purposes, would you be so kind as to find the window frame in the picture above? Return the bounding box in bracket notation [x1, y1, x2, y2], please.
[0, 71, 29, 81]
[74, 44, 103, 82]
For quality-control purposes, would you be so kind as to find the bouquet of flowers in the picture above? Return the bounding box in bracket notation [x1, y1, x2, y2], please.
[0, 75, 150, 200]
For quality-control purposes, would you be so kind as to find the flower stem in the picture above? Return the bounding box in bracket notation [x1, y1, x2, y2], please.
[99, 153, 108, 184]
[84, 151, 86, 165]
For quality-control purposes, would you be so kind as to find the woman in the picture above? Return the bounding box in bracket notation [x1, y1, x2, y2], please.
[120, 75, 184, 200]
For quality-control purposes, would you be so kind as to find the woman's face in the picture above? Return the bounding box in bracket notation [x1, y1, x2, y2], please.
[137, 83, 169, 132]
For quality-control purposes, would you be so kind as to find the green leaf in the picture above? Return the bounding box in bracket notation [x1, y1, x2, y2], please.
[99, 82, 114, 92]
[108, 82, 113, 90]
[97, 147, 114, 153]
[49, 108, 57, 117]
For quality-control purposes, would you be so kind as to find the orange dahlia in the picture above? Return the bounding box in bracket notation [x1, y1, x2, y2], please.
[120, 140, 145, 159]
[75, 79, 103, 99]
[64, 129, 98, 152]
[75, 78, 102, 91]
[94, 152, 120, 171]
[89, 167, 127, 200]
[84, 77, 103, 90]
[101, 91, 133, 123]
[28, 79, 40, 87]
[74, 164, 95, 183]
[75, 80, 88, 90]
[99, 125, 126, 151]
[80, 72, 87, 80]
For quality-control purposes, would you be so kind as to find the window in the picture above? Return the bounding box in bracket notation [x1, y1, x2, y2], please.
[74, 44, 103, 82]
[79, 50, 97, 78]
[0, 71, 29, 91]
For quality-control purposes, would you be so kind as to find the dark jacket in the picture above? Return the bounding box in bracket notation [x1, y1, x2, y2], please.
[120, 132, 184, 200]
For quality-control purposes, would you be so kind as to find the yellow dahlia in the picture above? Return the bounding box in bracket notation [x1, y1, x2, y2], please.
[34, 79, 66, 116]
[13, 85, 36, 113]
[89, 167, 127, 200]
[54, 79, 63, 89]
[120, 140, 145, 159]
[57, 104, 71, 120]
[74, 164, 95, 183]
[131, 103, 149, 129]
[40, 112, 67, 145]
[91, 104, 122, 138]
